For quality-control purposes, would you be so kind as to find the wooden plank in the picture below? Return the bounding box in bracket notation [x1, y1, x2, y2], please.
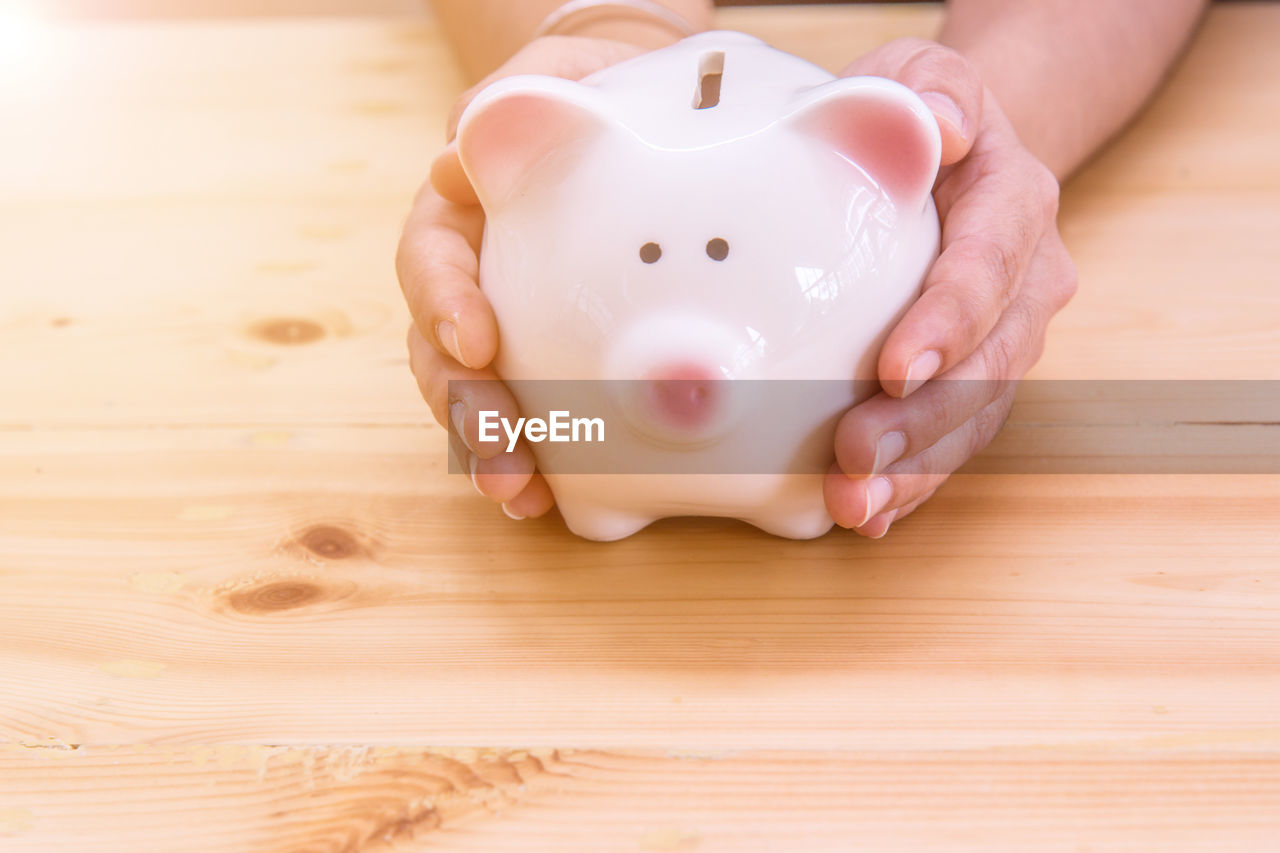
[3, 439, 1279, 747]
[3, 747, 1278, 852]
[1, 4, 1279, 851]
[25, 0, 425, 20]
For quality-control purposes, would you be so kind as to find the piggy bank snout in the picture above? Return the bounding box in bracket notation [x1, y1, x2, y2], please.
[641, 362, 723, 434]
[604, 316, 743, 447]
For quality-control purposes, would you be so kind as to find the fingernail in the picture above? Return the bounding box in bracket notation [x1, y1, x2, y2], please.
[449, 398, 474, 452]
[902, 350, 941, 397]
[920, 91, 966, 139]
[501, 502, 525, 521]
[873, 430, 908, 474]
[864, 509, 899, 539]
[467, 452, 482, 495]
[859, 476, 893, 528]
[436, 319, 470, 368]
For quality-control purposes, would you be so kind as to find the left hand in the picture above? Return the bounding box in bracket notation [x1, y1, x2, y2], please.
[823, 39, 1079, 537]
[398, 36, 651, 521]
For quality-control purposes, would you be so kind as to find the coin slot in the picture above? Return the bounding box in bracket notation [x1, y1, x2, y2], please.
[693, 51, 724, 109]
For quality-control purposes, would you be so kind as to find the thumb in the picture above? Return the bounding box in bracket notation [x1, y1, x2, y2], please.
[841, 38, 983, 166]
[429, 142, 477, 206]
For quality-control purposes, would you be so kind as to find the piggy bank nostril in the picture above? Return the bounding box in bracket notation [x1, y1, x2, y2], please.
[643, 363, 723, 431]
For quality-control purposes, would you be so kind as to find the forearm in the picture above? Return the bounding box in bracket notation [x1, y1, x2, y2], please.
[940, 0, 1209, 178]
[427, 0, 714, 82]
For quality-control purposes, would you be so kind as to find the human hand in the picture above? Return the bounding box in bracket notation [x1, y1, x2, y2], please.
[824, 39, 1079, 537]
[398, 36, 647, 520]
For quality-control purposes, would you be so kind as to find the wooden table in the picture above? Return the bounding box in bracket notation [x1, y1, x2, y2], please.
[2, 4, 1278, 851]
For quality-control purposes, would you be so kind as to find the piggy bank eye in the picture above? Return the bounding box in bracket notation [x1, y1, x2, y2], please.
[706, 238, 729, 261]
[639, 242, 662, 264]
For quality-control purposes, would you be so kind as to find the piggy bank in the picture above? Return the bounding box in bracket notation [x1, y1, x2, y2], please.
[455, 31, 941, 541]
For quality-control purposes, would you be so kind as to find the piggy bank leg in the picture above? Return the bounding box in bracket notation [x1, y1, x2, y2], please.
[744, 510, 836, 540]
[558, 504, 656, 542]
[741, 477, 837, 539]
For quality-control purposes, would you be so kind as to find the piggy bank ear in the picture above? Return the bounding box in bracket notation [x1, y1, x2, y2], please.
[784, 76, 942, 208]
[455, 76, 610, 211]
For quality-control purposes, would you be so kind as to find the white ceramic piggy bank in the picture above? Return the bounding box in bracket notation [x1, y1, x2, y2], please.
[456, 31, 941, 541]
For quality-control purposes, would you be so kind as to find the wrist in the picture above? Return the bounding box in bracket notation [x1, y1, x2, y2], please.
[533, 1, 706, 51]
[556, 17, 687, 50]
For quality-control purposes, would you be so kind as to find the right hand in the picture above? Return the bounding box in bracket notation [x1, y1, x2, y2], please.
[397, 36, 648, 520]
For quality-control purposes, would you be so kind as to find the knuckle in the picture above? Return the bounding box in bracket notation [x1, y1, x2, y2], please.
[883, 37, 937, 67]
[1037, 236, 1079, 313]
[1056, 254, 1081, 307]
[980, 319, 1021, 380]
[400, 228, 476, 296]
[915, 383, 959, 440]
[897, 42, 982, 103]
[895, 37, 938, 54]
[904, 43, 979, 90]
[534, 35, 570, 57]
[939, 284, 988, 350]
[968, 397, 1013, 459]
[924, 255, 1000, 351]
[910, 279, 970, 359]
[1035, 164, 1061, 221]
[395, 249, 433, 311]
[909, 41, 966, 72]
[981, 236, 1024, 299]
[1028, 331, 1048, 367]
[1014, 306, 1049, 370]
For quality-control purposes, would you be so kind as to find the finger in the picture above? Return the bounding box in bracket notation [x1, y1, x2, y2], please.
[826, 385, 1016, 531]
[396, 189, 498, 370]
[839, 38, 983, 165]
[833, 369, 1014, 479]
[429, 142, 478, 206]
[825, 462, 895, 531]
[407, 324, 526, 462]
[887, 486, 939, 525]
[878, 387, 1016, 511]
[839, 231, 1067, 480]
[879, 142, 1060, 397]
[465, 442, 538, 503]
[826, 467, 945, 533]
[854, 507, 897, 539]
[856, 485, 940, 538]
[499, 472, 556, 520]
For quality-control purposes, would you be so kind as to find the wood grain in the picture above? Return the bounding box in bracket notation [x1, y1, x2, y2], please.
[1, 4, 1279, 851]
[4, 747, 1279, 852]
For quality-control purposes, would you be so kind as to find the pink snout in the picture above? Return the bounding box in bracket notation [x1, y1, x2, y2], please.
[603, 314, 744, 446]
[641, 363, 723, 433]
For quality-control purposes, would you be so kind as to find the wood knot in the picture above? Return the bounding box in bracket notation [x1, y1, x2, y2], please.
[297, 524, 363, 560]
[250, 317, 325, 345]
[228, 581, 324, 614]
